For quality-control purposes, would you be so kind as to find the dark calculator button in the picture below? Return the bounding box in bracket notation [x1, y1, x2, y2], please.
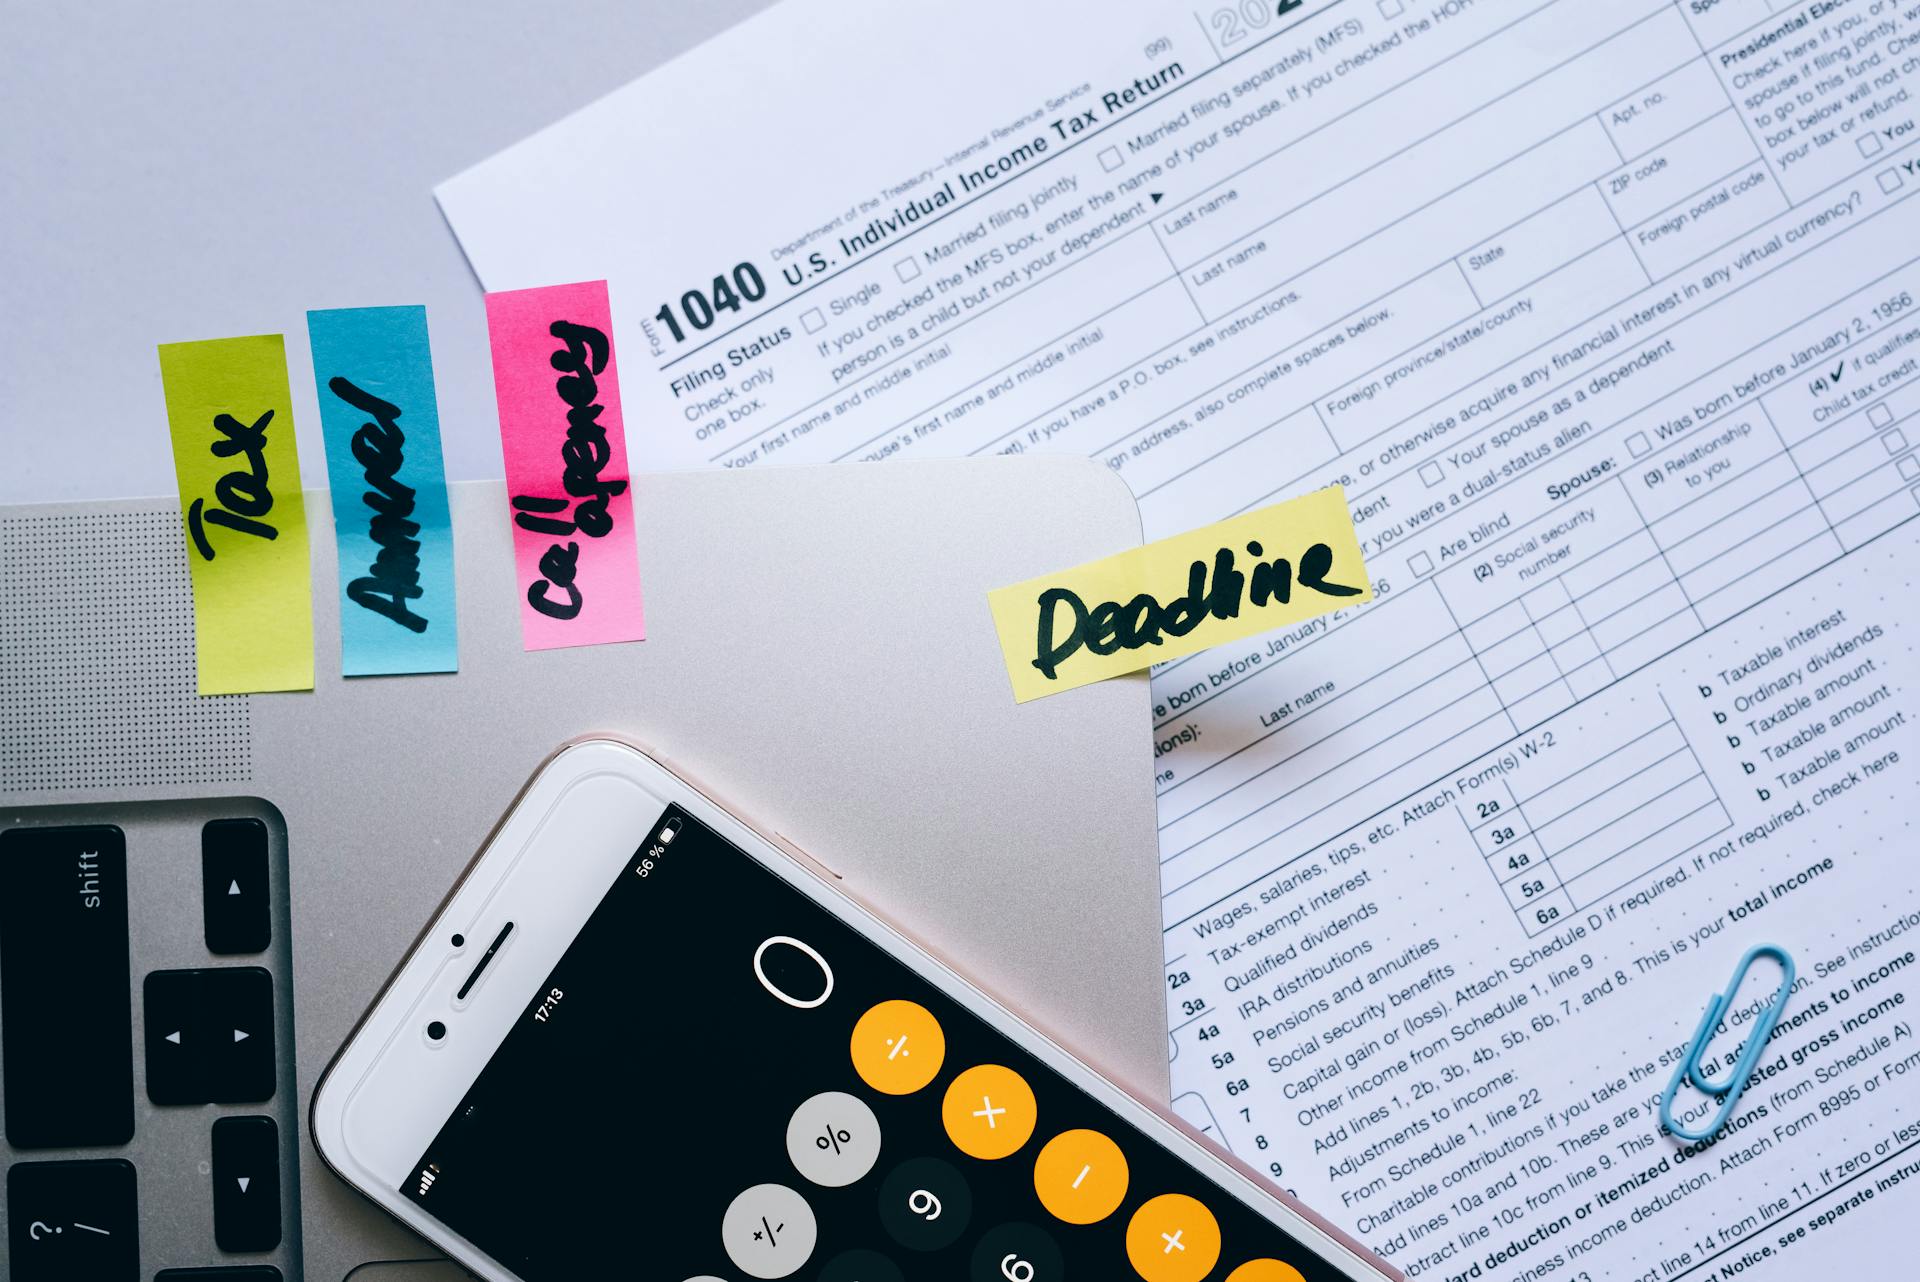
[144, 968, 277, 1105]
[818, 1248, 906, 1282]
[202, 819, 272, 954]
[971, 1222, 1063, 1282]
[877, 1155, 971, 1252]
[212, 1116, 282, 1252]
[156, 1271, 284, 1281]
[6, 1158, 140, 1282]
[0, 825, 135, 1147]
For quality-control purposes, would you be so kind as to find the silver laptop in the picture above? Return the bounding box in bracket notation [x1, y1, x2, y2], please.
[0, 460, 1171, 1281]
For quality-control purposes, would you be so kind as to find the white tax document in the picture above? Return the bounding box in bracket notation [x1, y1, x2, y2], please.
[440, 0, 1920, 1276]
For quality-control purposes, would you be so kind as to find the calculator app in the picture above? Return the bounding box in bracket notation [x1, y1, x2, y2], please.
[402, 806, 1353, 1282]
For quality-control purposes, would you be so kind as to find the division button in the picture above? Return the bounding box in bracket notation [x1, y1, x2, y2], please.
[1033, 1129, 1129, 1224]
[877, 1156, 972, 1252]
[785, 1090, 881, 1187]
[1225, 1262, 1307, 1282]
[817, 1248, 906, 1282]
[970, 1222, 1064, 1282]
[720, 1183, 816, 1279]
[849, 998, 945, 1095]
[1126, 1193, 1220, 1282]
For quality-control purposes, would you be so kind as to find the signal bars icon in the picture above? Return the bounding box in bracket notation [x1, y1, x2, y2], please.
[417, 1164, 440, 1197]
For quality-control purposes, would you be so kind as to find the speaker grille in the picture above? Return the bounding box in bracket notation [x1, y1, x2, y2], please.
[0, 510, 251, 791]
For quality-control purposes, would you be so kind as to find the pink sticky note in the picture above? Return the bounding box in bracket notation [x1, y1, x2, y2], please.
[485, 281, 646, 649]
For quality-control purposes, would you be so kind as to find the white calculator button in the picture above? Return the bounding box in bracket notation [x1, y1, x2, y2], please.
[785, 1090, 882, 1187]
[721, 1182, 817, 1279]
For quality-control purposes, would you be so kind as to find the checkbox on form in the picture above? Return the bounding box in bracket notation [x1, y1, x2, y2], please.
[801, 307, 825, 334]
[1628, 431, 1652, 457]
[1859, 133, 1884, 158]
[1879, 169, 1904, 193]
[1099, 146, 1124, 172]
[894, 256, 921, 282]
[1868, 403, 1894, 428]
[1898, 456, 1920, 481]
[1884, 429, 1909, 455]
[1379, 0, 1404, 16]
[1409, 551, 1434, 577]
[1419, 461, 1445, 487]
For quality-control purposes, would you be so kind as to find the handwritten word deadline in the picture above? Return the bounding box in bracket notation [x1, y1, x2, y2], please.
[987, 486, 1372, 702]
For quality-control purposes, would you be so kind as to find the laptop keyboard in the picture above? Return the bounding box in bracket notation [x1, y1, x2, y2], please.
[0, 826, 135, 1149]
[0, 803, 298, 1281]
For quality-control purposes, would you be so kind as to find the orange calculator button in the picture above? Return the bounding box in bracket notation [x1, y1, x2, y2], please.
[940, 1064, 1037, 1160]
[1226, 1261, 1307, 1282]
[1125, 1192, 1221, 1282]
[1033, 1129, 1129, 1224]
[850, 999, 945, 1095]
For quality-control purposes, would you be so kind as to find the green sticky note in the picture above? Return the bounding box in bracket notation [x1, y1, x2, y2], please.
[158, 334, 315, 694]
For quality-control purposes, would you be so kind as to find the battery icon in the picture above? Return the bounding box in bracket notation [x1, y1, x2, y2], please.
[659, 817, 682, 845]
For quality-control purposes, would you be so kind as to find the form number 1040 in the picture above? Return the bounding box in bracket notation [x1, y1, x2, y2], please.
[653, 261, 768, 343]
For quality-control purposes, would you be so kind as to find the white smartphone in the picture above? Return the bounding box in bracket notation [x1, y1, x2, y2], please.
[312, 738, 1398, 1282]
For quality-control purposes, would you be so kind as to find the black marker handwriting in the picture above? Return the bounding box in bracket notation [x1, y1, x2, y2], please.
[528, 541, 582, 620]
[514, 319, 625, 619]
[187, 410, 278, 560]
[328, 376, 428, 633]
[1031, 540, 1363, 680]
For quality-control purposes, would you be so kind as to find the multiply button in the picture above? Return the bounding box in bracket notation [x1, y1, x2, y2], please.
[941, 1064, 1037, 1160]
[1033, 1129, 1128, 1224]
[1125, 1193, 1221, 1282]
[720, 1183, 816, 1279]
[850, 999, 945, 1095]
[785, 1090, 880, 1186]
[1226, 1262, 1307, 1282]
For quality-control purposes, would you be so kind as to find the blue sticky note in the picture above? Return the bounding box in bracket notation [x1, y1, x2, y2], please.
[307, 306, 459, 676]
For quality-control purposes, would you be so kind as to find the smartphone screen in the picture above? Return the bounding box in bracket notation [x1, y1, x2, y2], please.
[400, 804, 1353, 1282]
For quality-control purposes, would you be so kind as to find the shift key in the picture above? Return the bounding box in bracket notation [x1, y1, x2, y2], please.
[0, 826, 135, 1147]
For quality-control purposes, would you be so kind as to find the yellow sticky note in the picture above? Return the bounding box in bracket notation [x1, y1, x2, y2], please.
[158, 334, 314, 694]
[988, 486, 1372, 703]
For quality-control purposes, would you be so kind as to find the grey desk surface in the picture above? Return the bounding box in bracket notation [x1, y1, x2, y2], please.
[0, 0, 769, 504]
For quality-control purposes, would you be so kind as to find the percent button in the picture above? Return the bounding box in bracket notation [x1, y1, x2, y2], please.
[786, 1090, 882, 1187]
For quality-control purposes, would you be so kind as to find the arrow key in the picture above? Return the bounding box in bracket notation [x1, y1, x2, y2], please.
[144, 970, 202, 1105]
[212, 1116, 281, 1253]
[202, 818, 271, 954]
[144, 968, 276, 1105]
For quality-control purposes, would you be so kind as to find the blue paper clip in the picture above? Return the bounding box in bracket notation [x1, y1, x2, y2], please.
[1660, 943, 1795, 1143]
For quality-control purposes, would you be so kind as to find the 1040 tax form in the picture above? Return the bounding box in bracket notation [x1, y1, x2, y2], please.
[440, 0, 1920, 1275]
